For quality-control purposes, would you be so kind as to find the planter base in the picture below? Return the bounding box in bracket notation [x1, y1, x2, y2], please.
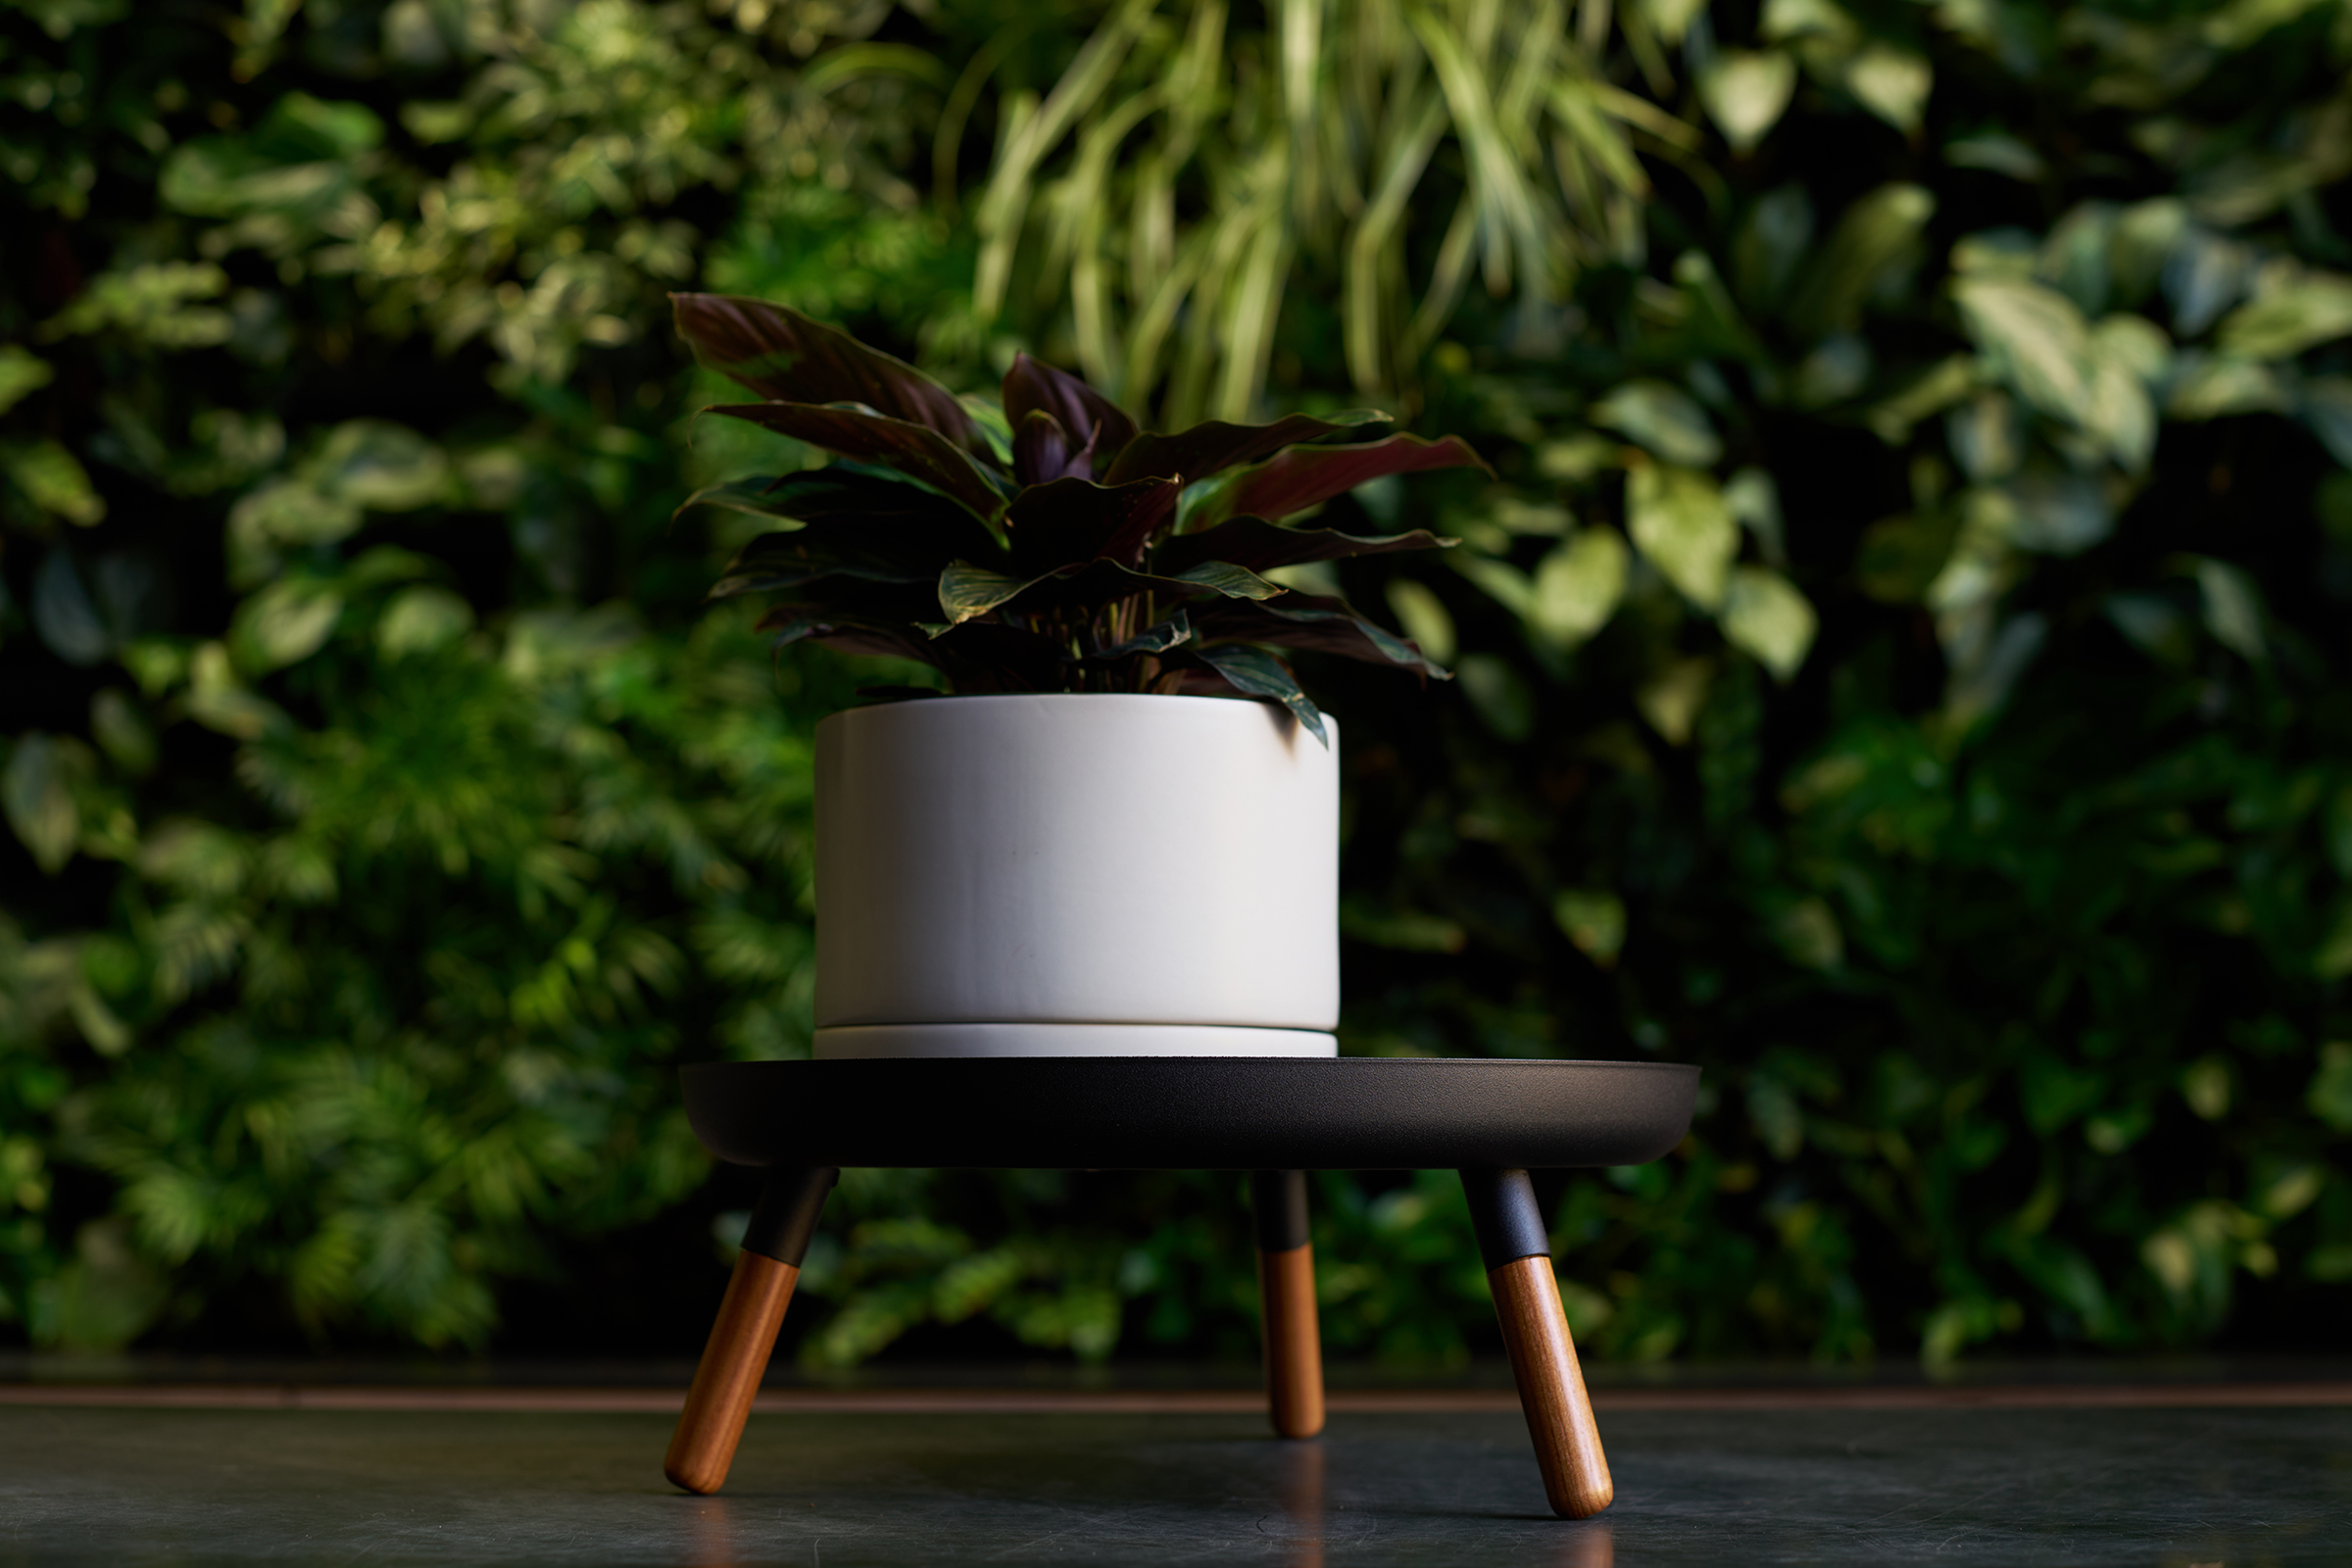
[812, 1023, 1338, 1058]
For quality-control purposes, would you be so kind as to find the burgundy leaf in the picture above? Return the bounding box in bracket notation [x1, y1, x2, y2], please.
[686, 469, 1006, 578]
[1081, 609, 1194, 660]
[1003, 352, 1138, 473]
[1151, 515, 1456, 575]
[939, 555, 1280, 626]
[745, 578, 944, 622]
[1004, 474, 1181, 573]
[928, 620, 1072, 692]
[1101, 411, 1391, 486]
[1191, 594, 1449, 676]
[1187, 433, 1489, 529]
[757, 611, 942, 666]
[673, 293, 988, 458]
[1011, 410, 1097, 487]
[705, 403, 1007, 521]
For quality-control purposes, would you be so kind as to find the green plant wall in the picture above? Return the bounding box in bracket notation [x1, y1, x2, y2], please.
[3, 0, 2348, 1366]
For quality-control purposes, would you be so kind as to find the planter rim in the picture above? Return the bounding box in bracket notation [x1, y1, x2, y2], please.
[820, 690, 1319, 717]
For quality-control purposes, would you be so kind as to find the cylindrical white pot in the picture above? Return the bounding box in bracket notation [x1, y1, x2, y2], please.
[813, 694, 1338, 1057]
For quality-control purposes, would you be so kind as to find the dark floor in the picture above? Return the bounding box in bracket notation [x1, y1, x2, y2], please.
[4, 1401, 2350, 1565]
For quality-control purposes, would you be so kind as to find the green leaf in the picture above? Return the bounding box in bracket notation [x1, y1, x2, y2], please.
[2166, 354, 2291, 419]
[2309, 1042, 2352, 1129]
[705, 403, 1009, 521]
[2216, 271, 2352, 361]
[1718, 565, 1818, 681]
[3, 733, 82, 875]
[1844, 44, 1932, 135]
[307, 421, 450, 512]
[5, 440, 106, 525]
[1553, 889, 1628, 965]
[1788, 184, 1936, 338]
[230, 578, 343, 673]
[1855, 513, 1960, 603]
[1385, 580, 1457, 666]
[377, 586, 475, 659]
[1456, 653, 1535, 741]
[1628, 465, 1740, 609]
[2193, 559, 2265, 661]
[1697, 50, 1796, 154]
[2299, 377, 2352, 466]
[2006, 471, 2113, 555]
[0, 344, 55, 416]
[1528, 529, 1630, 649]
[30, 551, 111, 663]
[1591, 381, 1722, 467]
[37, 262, 232, 349]
[1190, 645, 1327, 745]
[1951, 273, 2093, 421]
[673, 293, 989, 459]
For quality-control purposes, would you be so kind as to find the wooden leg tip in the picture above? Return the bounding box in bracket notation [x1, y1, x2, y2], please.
[664, 1461, 721, 1496]
[1549, 1480, 1613, 1520]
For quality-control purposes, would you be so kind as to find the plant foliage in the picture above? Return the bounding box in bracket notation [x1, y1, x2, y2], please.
[674, 293, 1475, 737]
[1, 0, 2347, 1369]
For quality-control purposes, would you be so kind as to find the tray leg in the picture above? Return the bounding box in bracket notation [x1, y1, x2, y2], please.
[1460, 1167, 1611, 1519]
[1250, 1169, 1325, 1440]
[664, 1165, 838, 1494]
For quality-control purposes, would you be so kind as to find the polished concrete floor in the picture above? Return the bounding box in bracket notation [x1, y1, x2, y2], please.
[4, 1401, 2349, 1565]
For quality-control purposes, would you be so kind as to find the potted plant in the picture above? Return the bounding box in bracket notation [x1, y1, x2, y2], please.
[671, 293, 1482, 1058]
[658, 300, 1656, 1515]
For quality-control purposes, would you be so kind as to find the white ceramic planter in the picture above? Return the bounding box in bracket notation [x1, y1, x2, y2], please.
[812, 694, 1338, 1057]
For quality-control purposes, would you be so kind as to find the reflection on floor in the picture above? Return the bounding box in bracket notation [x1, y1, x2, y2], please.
[3, 1401, 2350, 1565]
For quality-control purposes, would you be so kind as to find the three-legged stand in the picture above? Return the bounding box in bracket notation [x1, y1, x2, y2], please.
[663, 1163, 1610, 1518]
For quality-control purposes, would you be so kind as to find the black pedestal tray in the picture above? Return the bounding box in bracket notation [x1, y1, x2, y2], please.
[664, 1056, 1700, 1521]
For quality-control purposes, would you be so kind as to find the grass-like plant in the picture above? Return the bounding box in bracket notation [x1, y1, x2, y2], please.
[673, 294, 1483, 740]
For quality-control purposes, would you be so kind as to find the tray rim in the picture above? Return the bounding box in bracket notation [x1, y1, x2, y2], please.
[680, 1056, 1702, 1172]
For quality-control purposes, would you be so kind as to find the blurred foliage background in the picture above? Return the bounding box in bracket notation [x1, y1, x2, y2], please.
[4, 0, 2350, 1370]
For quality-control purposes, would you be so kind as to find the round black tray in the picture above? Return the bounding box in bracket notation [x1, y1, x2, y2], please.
[682, 1057, 1699, 1170]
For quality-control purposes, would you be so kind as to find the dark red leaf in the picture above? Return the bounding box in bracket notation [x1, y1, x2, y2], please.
[687, 469, 1007, 585]
[1004, 474, 1181, 573]
[758, 611, 940, 665]
[1187, 433, 1489, 529]
[927, 620, 1072, 692]
[1101, 411, 1391, 486]
[1003, 353, 1138, 474]
[939, 555, 1279, 625]
[672, 293, 988, 458]
[1151, 515, 1455, 575]
[1011, 410, 1096, 487]
[1191, 594, 1448, 676]
[705, 403, 1007, 521]
[759, 609, 1065, 692]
